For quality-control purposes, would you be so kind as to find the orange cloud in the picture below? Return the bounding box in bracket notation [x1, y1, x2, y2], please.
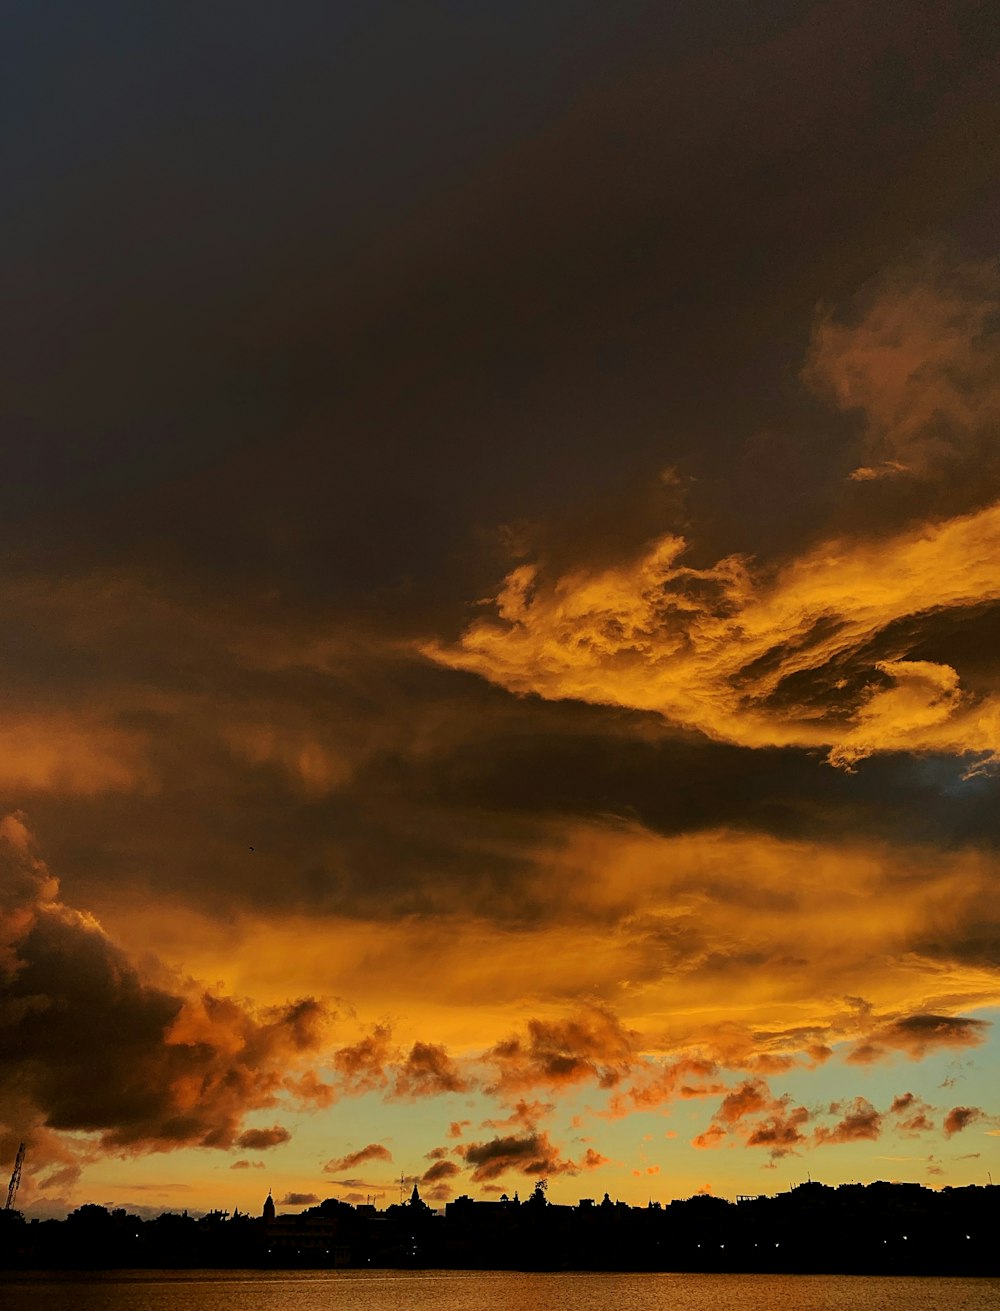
[485, 1006, 638, 1094]
[324, 1143, 393, 1172]
[943, 1106, 983, 1137]
[234, 1125, 291, 1150]
[460, 1131, 577, 1182]
[691, 1124, 726, 1151]
[0, 714, 147, 795]
[715, 1080, 771, 1126]
[425, 258, 1000, 774]
[421, 1159, 461, 1184]
[746, 1107, 810, 1157]
[692, 1079, 810, 1159]
[393, 1042, 470, 1098]
[333, 1026, 396, 1094]
[424, 494, 1000, 769]
[815, 1097, 882, 1145]
[605, 1057, 723, 1118]
[105, 819, 1000, 1089]
[483, 1100, 557, 1131]
[848, 1013, 989, 1065]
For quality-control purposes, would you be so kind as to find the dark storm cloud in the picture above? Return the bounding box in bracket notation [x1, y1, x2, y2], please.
[6, 562, 1000, 952]
[4, 1, 1000, 1201]
[5, 236, 1000, 955]
[5, 0, 998, 603]
[0, 815, 331, 1157]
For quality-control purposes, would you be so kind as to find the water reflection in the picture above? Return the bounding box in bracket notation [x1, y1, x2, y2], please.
[9, 1270, 1000, 1311]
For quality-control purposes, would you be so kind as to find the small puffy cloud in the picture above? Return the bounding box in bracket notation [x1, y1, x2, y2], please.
[691, 1124, 726, 1151]
[899, 1114, 934, 1134]
[716, 1080, 770, 1126]
[888, 1092, 935, 1135]
[483, 1099, 556, 1131]
[943, 1106, 983, 1137]
[607, 1057, 722, 1117]
[447, 1121, 470, 1138]
[393, 1042, 469, 1098]
[421, 1160, 461, 1184]
[235, 1125, 291, 1151]
[581, 1148, 609, 1169]
[459, 1131, 577, 1183]
[815, 1097, 882, 1144]
[692, 1079, 810, 1159]
[485, 1005, 637, 1093]
[279, 1192, 320, 1207]
[284, 1070, 337, 1108]
[229, 1159, 265, 1170]
[323, 1143, 392, 1173]
[746, 1108, 809, 1157]
[333, 1026, 395, 1094]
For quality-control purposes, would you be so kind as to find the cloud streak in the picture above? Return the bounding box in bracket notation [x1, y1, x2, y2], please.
[324, 1143, 393, 1172]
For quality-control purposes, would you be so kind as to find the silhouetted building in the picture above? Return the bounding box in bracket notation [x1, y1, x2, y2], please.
[2, 1181, 999, 1274]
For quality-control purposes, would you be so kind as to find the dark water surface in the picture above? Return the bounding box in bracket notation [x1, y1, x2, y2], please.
[10, 1270, 1000, 1311]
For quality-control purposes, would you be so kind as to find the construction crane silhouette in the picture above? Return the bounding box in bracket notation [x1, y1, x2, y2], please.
[5, 1143, 24, 1211]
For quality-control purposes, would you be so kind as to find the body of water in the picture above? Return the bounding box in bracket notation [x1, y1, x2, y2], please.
[9, 1270, 1000, 1311]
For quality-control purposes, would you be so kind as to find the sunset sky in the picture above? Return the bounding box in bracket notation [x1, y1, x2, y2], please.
[4, 1, 1000, 1218]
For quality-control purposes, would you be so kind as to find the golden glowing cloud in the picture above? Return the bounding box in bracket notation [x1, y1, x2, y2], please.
[424, 498, 1000, 766]
[103, 819, 1000, 1067]
[426, 257, 1000, 769]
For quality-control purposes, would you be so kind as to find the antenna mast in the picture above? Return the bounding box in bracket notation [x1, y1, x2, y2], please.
[5, 1143, 25, 1211]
